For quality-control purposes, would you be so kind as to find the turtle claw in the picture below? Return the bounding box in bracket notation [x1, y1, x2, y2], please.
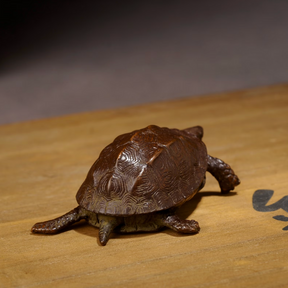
[31, 220, 60, 234]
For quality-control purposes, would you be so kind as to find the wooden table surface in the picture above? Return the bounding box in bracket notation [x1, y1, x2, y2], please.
[1, 84, 288, 288]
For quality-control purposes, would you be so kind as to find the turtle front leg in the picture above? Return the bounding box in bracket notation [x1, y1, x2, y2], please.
[157, 213, 200, 234]
[207, 155, 240, 193]
[31, 206, 84, 234]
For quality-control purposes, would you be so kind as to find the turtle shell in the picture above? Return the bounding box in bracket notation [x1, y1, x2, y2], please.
[76, 125, 207, 216]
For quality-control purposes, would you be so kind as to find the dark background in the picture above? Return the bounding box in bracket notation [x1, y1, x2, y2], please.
[1, 0, 288, 124]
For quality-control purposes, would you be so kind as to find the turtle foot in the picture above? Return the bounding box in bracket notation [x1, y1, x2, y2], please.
[207, 155, 240, 193]
[159, 214, 200, 234]
[31, 206, 82, 234]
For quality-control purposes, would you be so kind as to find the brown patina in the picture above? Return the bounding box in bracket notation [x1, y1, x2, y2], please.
[31, 125, 240, 245]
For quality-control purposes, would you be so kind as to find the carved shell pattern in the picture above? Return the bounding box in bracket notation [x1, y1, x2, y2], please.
[76, 125, 207, 216]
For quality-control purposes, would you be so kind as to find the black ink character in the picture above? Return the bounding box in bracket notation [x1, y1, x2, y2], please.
[252, 189, 288, 231]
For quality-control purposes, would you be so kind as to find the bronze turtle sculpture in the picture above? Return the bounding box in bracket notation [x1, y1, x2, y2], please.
[31, 125, 240, 245]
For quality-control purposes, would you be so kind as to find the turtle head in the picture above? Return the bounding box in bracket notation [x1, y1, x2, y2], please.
[182, 126, 203, 140]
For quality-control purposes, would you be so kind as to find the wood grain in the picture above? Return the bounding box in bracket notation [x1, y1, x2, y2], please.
[1, 84, 288, 287]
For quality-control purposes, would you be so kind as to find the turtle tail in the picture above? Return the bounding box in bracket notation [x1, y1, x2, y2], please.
[31, 206, 83, 234]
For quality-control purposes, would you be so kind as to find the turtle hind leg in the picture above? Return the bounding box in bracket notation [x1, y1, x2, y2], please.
[157, 214, 200, 234]
[98, 215, 123, 246]
[31, 206, 83, 234]
[207, 155, 240, 194]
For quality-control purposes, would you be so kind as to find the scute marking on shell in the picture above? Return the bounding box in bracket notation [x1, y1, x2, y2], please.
[76, 125, 207, 216]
